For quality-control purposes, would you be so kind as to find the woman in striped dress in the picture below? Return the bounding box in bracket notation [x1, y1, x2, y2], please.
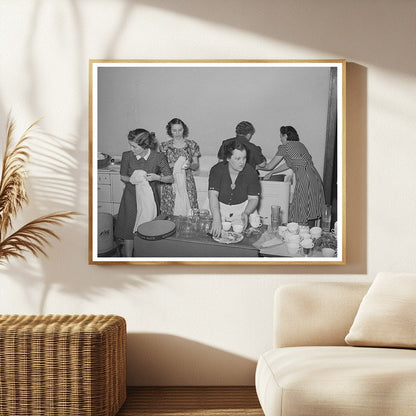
[260, 126, 325, 225]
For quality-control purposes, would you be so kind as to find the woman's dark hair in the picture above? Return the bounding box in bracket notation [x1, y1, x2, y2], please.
[235, 121, 255, 136]
[280, 126, 299, 141]
[166, 118, 189, 138]
[224, 139, 247, 160]
[127, 128, 156, 149]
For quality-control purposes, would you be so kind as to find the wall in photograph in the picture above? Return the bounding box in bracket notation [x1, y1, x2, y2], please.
[98, 66, 329, 178]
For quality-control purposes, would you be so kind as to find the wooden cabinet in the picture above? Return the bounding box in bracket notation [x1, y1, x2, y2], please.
[97, 169, 124, 215]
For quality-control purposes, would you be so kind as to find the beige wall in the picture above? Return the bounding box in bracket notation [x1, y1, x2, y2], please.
[0, 0, 415, 385]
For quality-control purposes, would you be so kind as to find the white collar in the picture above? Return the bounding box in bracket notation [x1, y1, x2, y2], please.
[136, 149, 151, 160]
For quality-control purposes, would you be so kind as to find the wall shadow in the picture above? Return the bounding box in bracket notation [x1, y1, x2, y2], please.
[127, 333, 257, 386]
[134, 0, 413, 76]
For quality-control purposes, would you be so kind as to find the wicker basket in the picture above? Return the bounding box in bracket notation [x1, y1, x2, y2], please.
[0, 314, 126, 416]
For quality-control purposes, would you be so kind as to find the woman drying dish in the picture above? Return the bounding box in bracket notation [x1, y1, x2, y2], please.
[260, 125, 325, 226]
[115, 128, 173, 257]
[208, 140, 261, 238]
[160, 118, 201, 216]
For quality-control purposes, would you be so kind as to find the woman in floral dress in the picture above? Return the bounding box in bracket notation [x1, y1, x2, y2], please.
[160, 118, 201, 216]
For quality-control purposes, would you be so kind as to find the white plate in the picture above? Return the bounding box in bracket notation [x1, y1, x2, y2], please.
[213, 231, 244, 244]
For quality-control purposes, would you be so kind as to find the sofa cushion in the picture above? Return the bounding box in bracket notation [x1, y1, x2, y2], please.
[255, 346, 416, 416]
[345, 272, 416, 348]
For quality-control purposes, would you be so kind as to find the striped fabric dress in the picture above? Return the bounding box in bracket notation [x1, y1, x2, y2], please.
[277, 141, 325, 224]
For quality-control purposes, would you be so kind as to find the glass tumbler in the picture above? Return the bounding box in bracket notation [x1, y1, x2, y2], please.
[321, 204, 332, 232]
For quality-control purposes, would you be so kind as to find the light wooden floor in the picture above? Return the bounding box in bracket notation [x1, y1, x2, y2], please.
[116, 386, 264, 416]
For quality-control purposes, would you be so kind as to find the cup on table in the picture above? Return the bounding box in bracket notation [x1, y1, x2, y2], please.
[278, 225, 288, 237]
[310, 226, 322, 239]
[301, 238, 314, 256]
[249, 213, 262, 228]
[222, 221, 232, 231]
[286, 242, 300, 255]
[286, 233, 300, 244]
[232, 223, 244, 234]
[287, 222, 299, 234]
[299, 232, 311, 241]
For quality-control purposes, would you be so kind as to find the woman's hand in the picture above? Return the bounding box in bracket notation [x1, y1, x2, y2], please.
[210, 218, 222, 238]
[146, 173, 160, 182]
[181, 159, 191, 170]
[241, 212, 249, 229]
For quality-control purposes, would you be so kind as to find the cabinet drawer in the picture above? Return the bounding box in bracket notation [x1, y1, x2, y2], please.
[98, 184, 111, 201]
[98, 202, 113, 213]
[98, 172, 111, 184]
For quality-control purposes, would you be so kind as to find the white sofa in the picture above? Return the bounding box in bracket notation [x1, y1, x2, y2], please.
[255, 281, 416, 416]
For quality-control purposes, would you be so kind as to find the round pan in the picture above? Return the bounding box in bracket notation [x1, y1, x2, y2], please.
[136, 219, 176, 240]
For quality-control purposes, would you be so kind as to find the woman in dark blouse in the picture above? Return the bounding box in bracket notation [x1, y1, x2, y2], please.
[114, 128, 173, 257]
[208, 140, 261, 238]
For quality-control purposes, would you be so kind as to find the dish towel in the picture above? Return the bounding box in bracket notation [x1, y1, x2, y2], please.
[129, 169, 157, 232]
[172, 156, 191, 216]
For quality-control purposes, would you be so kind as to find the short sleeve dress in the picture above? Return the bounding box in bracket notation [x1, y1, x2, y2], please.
[114, 150, 171, 240]
[159, 138, 201, 215]
[208, 162, 261, 205]
[277, 141, 325, 224]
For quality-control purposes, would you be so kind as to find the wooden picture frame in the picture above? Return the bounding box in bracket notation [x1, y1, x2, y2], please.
[89, 59, 345, 265]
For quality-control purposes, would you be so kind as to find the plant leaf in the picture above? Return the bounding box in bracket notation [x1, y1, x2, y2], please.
[0, 211, 79, 264]
[0, 116, 37, 238]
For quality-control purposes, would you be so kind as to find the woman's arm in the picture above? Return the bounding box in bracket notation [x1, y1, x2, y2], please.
[258, 153, 284, 171]
[208, 190, 222, 238]
[241, 196, 259, 228]
[263, 162, 289, 180]
[146, 173, 173, 183]
[182, 156, 199, 171]
[120, 175, 130, 184]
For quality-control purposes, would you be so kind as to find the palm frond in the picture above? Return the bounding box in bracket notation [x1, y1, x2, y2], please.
[0, 117, 38, 238]
[0, 211, 79, 264]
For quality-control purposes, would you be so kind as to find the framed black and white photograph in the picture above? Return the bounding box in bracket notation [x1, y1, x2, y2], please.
[89, 60, 345, 265]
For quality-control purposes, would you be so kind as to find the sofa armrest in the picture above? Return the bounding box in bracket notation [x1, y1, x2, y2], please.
[273, 282, 370, 348]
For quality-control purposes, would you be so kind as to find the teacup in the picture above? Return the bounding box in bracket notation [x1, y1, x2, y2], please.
[301, 238, 314, 248]
[249, 213, 262, 228]
[287, 222, 299, 234]
[299, 232, 311, 241]
[232, 223, 244, 234]
[278, 225, 288, 237]
[286, 234, 300, 244]
[310, 226, 322, 239]
[301, 238, 314, 256]
[222, 221, 232, 231]
[286, 242, 300, 255]
[322, 247, 336, 257]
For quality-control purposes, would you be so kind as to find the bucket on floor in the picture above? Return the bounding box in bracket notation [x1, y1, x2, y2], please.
[98, 212, 114, 254]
